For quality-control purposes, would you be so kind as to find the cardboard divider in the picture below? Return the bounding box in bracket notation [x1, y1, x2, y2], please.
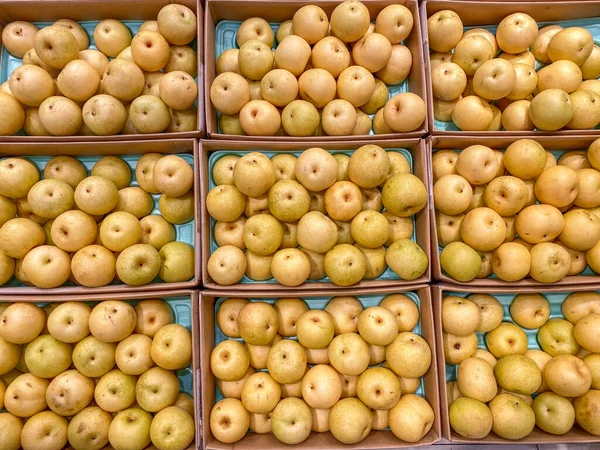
[432, 284, 600, 444]
[0, 0, 205, 140]
[0, 289, 200, 450]
[200, 138, 431, 290]
[199, 285, 441, 450]
[421, 0, 600, 136]
[0, 138, 201, 294]
[428, 135, 600, 286]
[203, 0, 427, 141]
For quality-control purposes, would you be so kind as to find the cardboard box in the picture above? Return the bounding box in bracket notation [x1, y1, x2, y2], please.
[200, 138, 431, 290]
[0, 0, 204, 140]
[0, 138, 201, 294]
[433, 284, 600, 444]
[429, 135, 600, 286]
[204, 0, 427, 141]
[0, 289, 201, 450]
[421, 0, 600, 136]
[199, 285, 441, 449]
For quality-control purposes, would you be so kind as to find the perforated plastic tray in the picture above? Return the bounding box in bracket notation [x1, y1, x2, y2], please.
[214, 20, 409, 135]
[1, 154, 195, 287]
[434, 16, 600, 132]
[213, 292, 425, 403]
[208, 148, 415, 284]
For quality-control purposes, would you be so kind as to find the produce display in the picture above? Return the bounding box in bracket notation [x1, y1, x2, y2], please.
[0, 153, 195, 288]
[0, 3, 198, 136]
[209, 295, 435, 444]
[3, 1, 600, 447]
[434, 138, 600, 283]
[428, 10, 600, 131]
[0, 298, 195, 450]
[210, 0, 426, 136]
[442, 291, 600, 440]
[205, 146, 429, 287]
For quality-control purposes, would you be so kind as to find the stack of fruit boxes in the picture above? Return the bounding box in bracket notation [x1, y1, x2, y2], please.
[0, 139, 202, 294]
[428, 135, 600, 287]
[0, 0, 204, 139]
[2, 0, 600, 448]
[421, 0, 600, 445]
[0, 1, 204, 450]
[200, 0, 446, 448]
[433, 285, 600, 444]
[0, 290, 201, 449]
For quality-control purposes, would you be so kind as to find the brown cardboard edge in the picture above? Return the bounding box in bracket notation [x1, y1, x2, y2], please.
[422, 0, 600, 25]
[420, 1, 435, 137]
[200, 285, 441, 450]
[0, 289, 200, 450]
[0, 138, 201, 294]
[197, 0, 207, 138]
[433, 284, 600, 444]
[191, 291, 202, 450]
[0, 132, 203, 142]
[421, 0, 600, 137]
[203, 0, 428, 141]
[199, 138, 431, 290]
[428, 135, 600, 286]
[0, 0, 204, 139]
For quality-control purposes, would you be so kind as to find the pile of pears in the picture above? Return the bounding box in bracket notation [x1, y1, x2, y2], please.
[206, 145, 429, 287]
[429, 10, 600, 131]
[443, 292, 600, 439]
[435, 138, 600, 283]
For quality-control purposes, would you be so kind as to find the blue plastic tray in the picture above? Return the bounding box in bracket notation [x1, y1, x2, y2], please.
[208, 148, 416, 284]
[1, 154, 195, 287]
[443, 290, 590, 384]
[434, 16, 600, 132]
[1, 296, 193, 399]
[213, 293, 425, 403]
[437, 148, 597, 279]
[214, 20, 409, 135]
